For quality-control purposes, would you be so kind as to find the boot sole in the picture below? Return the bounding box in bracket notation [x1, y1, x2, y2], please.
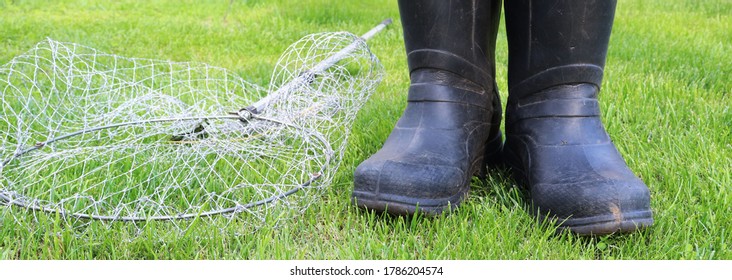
[554, 210, 654, 236]
[351, 190, 465, 216]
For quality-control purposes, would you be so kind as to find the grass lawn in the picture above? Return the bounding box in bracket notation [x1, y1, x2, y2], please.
[0, 0, 730, 259]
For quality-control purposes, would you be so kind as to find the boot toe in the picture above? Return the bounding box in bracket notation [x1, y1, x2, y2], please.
[532, 178, 653, 235]
[353, 158, 468, 216]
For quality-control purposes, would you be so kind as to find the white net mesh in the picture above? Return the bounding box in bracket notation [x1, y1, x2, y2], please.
[0, 32, 383, 233]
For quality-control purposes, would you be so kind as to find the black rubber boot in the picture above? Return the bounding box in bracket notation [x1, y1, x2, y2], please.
[504, 0, 653, 235]
[352, 0, 503, 215]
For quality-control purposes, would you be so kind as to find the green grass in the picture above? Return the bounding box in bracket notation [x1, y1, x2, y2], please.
[1, 0, 731, 259]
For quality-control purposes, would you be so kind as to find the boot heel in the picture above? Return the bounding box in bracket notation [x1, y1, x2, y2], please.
[474, 131, 503, 179]
[483, 131, 504, 168]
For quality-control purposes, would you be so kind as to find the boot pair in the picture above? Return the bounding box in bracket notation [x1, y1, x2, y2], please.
[352, 0, 653, 236]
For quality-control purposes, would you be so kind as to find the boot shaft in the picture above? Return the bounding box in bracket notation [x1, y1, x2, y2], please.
[505, 0, 618, 98]
[398, 0, 502, 89]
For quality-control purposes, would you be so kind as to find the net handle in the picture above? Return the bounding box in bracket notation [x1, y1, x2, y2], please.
[248, 18, 392, 114]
